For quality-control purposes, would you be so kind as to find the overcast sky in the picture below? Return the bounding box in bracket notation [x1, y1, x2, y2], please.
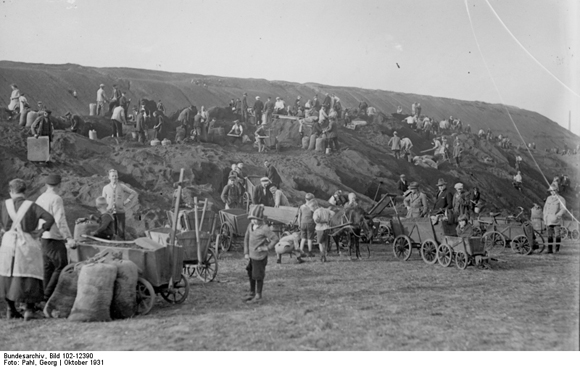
[1, 0, 578, 134]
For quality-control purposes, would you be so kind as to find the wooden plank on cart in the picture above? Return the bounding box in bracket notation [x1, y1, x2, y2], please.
[27, 136, 50, 161]
[250, 204, 298, 224]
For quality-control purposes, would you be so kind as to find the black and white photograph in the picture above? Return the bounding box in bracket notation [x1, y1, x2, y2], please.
[0, 0, 578, 359]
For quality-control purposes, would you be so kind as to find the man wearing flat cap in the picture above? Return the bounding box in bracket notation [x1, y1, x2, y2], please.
[35, 174, 76, 301]
[403, 182, 428, 218]
[253, 96, 264, 125]
[64, 111, 83, 134]
[543, 184, 567, 254]
[252, 177, 274, 206]
[96, 83, 108, 116]
[31, 110, 54, 156]
[433, 178, 454, 215]
[221, 174, 244, 209]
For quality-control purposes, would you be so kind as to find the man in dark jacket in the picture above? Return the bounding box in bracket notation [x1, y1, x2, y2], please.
[398, 174, 408, 195]
[264, 160, 281, 188]
[109, 84, 122, 112]
[221, 174, 244, 209]
[264, 97, 274, 124]
[253, 96, 264, 125]
[322, 93, 332, 110]
[433, 178, 454, 214]
[31, 110, 54, 143]
[241, 93, 249, 122]
[252, 177, 274, 206]
[64, 112, 83, 134]
[135, 108, 146, 143]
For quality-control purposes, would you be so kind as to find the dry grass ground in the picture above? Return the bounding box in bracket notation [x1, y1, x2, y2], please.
[1, 240, 578, 351]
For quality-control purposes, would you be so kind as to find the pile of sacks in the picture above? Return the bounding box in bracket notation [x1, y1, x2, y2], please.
[44, 251, 140, 322]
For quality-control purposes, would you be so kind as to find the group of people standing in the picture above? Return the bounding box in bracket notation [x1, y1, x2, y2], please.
[0, 169, 136, 320]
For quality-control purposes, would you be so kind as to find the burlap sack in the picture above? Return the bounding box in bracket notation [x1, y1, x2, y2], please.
[110, 260, 139, 320]
[44, 263, 83, 319]
[68, 262, 117, 322]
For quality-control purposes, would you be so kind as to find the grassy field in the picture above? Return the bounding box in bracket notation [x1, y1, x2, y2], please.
[1, 240, 578, 351]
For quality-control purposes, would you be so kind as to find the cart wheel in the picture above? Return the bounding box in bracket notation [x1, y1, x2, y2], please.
[393, 235, 412, 261]
[571, 229, 579, 241]
[160, 274, 190, 304]
[559, 227, 568, 240]
[420, 239, 438, 265]
[136, 277, 155, 315]
[533, 230, 546, 254]
[378, 224, 393, 244]
[455, 252, 468, 270]
[511, 235, 529, 255]
[183, 264, 196, 278]
[219, 223, 233, 252]
[437, 243, 453, 267]
[482, 231, 506, 257]
[196, 248, 218, 283]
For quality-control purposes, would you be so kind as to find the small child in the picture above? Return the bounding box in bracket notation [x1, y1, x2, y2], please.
[243, 205, 278, 303]
[455, 214, 473, 238]
[89, 196, 115, 240]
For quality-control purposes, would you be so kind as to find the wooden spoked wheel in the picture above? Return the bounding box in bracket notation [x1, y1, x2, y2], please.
[219, 223, 233, 252]
[420, 239, 438, 265]
[392, 235, 412, 261]
[510, 235, 529, 255]
[455, 252, 468, 270]
[160, 274, 190, 304]
[136, 277, 156, 315]
[378, 224, 393, 245]
[571, 229, 579, 241]
[437, 243, 453, 267]
[196, 248, 218, 283]
[482, 231, 506, 257]
[559, 227, 568, 240]
[533, 231, 546, 254]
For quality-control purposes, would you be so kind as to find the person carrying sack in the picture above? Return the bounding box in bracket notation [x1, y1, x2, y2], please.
[0, 179, 55, 321]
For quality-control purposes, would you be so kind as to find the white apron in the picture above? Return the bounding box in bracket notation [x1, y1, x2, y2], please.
[0, 200, 44, 280]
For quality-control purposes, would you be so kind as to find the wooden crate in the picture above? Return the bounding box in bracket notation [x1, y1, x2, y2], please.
[27, 136, 50, 161]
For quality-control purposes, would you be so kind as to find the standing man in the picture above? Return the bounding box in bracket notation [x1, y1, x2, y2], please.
[252, 177, 274, 206]
[7, 84, 20, 118]
[109, 84, 122, 112]
[119, 92, 130, 120]
[433, 178, 454, 215]
[102, 169, 137, 240]
[324, 117, 339, 152]
[453, 140, 464, 167]
[135, 107, 147, 143]
[543, 185, 566, 254]
[398, 174, 409, 195]
[416, 102, 422, 118]
[241, 93, 249, 123]
[264, 97, 274, 124]
[264, 160, 282, 188]
[111, 105, 126, 138]
[35, 174, 76, 302]
[96, 84, 108, 116]
[388, 131, 401, 159]
[253, 96, 264, 125]
[403, 182, 428, 218]
[313, 205, 335, 263]
[31, 110, 54, 144]
[221, 174, 244, 209]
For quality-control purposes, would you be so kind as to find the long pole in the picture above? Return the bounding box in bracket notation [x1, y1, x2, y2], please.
[168, 168, 185, 288]
[193, 197, 201, 267]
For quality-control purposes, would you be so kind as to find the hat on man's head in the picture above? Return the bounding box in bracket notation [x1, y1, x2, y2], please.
[237, 163, 243, 168]
[99, 84, 105, 87]
[409, 182, 419, 189]
[400, 174, 406, 178]
[228, 173, 238, 180]
[393, 131, 398, 135]
[436, 179, 447, 186]
[233, 120, 239, 124]
[46, 174, 61, 186]
[45, 110, 52, 115]
[458, 214, 468, 222]
[260, 177, 270, 184]
[454, 183, 464, 190]
[256, 96, 260, 100]
[243, 93, 247, 96]
[305, 193, 314, 201]
[65, 111, 72, 117]
[95, 196, 108, 207]
[248, 204, 267, 220]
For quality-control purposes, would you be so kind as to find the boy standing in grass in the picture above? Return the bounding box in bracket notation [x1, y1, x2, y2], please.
[243, 205, 278, 303]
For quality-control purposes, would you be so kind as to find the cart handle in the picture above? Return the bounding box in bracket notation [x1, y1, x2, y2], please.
[81, 234, 136, 244]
